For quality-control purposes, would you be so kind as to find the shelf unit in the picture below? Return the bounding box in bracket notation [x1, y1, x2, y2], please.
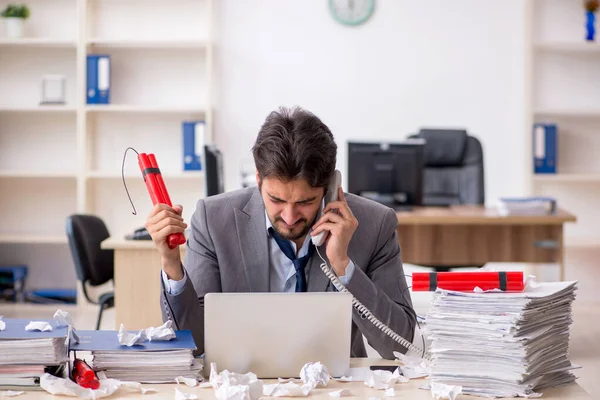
[527, 0, 600, 248]
[0, 0, 214, 298]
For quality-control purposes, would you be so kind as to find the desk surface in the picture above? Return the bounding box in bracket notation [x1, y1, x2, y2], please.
[102, 237, 179, 250]
[101, 206, 577, 251]
[396, 206, 577, 225]
[24, 359, 590, 399]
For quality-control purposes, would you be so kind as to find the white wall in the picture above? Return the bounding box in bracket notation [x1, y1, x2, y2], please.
[213, 0, 528, 205]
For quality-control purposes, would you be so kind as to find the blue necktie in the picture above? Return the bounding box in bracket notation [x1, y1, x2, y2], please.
[269, 228, 314, 292]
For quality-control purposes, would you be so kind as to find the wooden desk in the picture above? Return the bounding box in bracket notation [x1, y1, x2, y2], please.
[396, 206, 577, 280]
[103, 206, 577, 329]
[101, 238, 184, 329]
[25, 358, 591, 399]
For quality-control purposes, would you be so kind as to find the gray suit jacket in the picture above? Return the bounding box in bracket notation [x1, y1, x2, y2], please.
[160, 187, 416, 360]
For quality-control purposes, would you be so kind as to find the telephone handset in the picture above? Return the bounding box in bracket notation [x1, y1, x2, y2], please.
[311, 171, 428, 359]
[311, 170, 342, 247]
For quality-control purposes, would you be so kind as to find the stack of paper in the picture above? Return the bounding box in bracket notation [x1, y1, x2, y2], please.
[0, 319, 68, 390]
[424, 280, 578, 398]
[496, 197, 556, 216]
[72, 329, 201, 383]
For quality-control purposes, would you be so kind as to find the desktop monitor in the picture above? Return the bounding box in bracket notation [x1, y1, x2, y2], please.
[347, 139, 425, 210]
[204, 145, 224, 197]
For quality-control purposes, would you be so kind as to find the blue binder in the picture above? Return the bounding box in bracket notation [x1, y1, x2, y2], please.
[86, 54, 111, 104]
[533, 123, 557, 174]
[70, 329, 197, 352]
[182, 121, 205, 171]
[0, 318, 68, 339]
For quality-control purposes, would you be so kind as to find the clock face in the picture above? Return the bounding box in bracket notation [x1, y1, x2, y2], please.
[329, 0, 375, 26]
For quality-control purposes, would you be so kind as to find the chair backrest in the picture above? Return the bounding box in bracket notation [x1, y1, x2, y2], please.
[65, 214, 114, 289]
[409, 128, 484, 206]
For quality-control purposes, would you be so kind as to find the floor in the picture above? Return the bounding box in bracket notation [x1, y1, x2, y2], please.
[1, 247, 598, 397]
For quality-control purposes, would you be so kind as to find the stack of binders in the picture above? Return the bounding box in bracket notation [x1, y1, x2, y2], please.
[424, 280, 579, 398]
[72, 329, 201, 383]
[0, 319, 68, 390]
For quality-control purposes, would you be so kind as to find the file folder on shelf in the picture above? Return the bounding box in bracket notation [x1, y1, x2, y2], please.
[182, 121, 206, 171]
[533, 123, 557, 174]
[86, 54, 111, 104]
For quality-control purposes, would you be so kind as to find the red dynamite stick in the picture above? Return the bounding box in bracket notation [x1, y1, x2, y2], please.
[76, 375, 100, 390]
[73, 359, 99, 390]
[148, 154, 173, 206]
[412, 271, 524, 292]
[138, 153, 186, 249]
[138, 153, 166, 205]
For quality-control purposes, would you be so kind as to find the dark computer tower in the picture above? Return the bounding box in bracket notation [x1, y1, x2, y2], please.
[204, 145, 224, 197]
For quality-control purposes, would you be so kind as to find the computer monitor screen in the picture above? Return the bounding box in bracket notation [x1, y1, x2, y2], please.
[204, 145, 224, 197]
[347, 140, 425, 209]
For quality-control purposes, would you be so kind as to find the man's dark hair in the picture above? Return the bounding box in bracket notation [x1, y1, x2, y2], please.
[252, 106, 337, 188]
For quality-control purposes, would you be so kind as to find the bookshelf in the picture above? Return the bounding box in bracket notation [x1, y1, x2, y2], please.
[528, 0, 600, 249]
[0, 0, 214, 299]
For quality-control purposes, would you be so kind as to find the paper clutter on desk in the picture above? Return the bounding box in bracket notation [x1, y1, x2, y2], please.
[53, 309, 73, 328]
[175, 387, 199, 400]
[328, 389, 353, 397]
[209, 363, 263, 400]
[263, 381, 313, 397]
[431, 382, 463, 400]
[117, 321, 176, 346]
[364, 368, 407, 390]
[120, 381, 158, 395]
[117, 323, 147, 347]
[146, 320, 176, 341]
[40, 373, 120, 399]
[40, 373, 157, 399]
[300, 361, 330, 388]
[393, 351, 430, 379]
[175, 376, 198, 387]
[25, 321, 52, 332]
[0, 318, 5, 331]
[1, 391, 24, 397]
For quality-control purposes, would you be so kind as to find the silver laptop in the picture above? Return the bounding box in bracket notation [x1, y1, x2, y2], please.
[204, 292, 352, 379]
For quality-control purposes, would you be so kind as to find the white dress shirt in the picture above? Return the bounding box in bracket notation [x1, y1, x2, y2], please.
[162, 211, 355, 295]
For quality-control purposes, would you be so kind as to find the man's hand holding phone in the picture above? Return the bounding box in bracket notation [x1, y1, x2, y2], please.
[146, 204, 187, 280]
[310, 187, 358, 277]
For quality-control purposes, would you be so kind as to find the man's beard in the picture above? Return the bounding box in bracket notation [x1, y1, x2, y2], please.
[272, 217, 312, 241]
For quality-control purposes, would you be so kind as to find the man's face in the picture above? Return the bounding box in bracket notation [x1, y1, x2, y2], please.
[257, 173, 325, 241]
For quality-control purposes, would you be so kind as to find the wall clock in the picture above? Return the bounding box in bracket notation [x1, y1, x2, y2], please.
[329, 0, 375, 26]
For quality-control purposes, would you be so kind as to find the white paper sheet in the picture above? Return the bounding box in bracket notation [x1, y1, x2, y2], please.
[393, 351, 430, 379]
[430, 382, 462, 400]
[175, 387, 198, 400]
[40, 373, 157, 399]
[117, 323, 147, 347]
[145, 320, 176, 341]
[1, 391, 24, 397]
[209, 363, 263, 400]
[263, 382, 313, 397]
[53, 309, 73, 328]
[299, 362, 330, 388]
[175, 376, 198, 387]
[328, 389, 353, 398]
[25, 321, 52, 332]
[363, 368, 407, 390]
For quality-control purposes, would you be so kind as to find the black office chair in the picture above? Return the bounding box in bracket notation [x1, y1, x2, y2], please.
[408, 128, 485, 271]
[65, 214, 115, 330]
[409, 128, 484, 206]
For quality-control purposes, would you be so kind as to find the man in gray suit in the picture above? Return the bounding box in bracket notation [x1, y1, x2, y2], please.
[146, 106, 417, 360]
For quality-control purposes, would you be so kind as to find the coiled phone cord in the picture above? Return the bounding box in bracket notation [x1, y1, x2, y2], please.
[315, 246, 431, 362]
